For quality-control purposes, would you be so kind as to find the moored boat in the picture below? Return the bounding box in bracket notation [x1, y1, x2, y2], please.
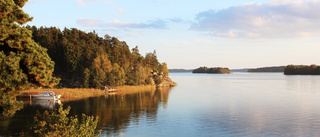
[32, 91, 61, 100]
[108, 88, 117, 92]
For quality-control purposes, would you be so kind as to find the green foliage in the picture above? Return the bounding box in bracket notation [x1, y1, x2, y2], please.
[284, 64, 320, 75]
[108, 63, 126, 86]
[29, 26, 170, 88]
[0, 95, 23, 120]
[160, 62, 169, 77]
[153, 75, 162, 85]
[26, 105, 100, 137]
[1, 0, 59, 120]
[91, 54, 113, 87]
[0, 0, 60, 94]
[192, 66, 231, 74]
[83, 68, 90, 88]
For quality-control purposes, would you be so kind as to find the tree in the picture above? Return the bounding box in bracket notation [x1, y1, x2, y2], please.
[161, 62, 169, 77]
[0, 0, 59, 119]
[92, 54, 112, 87]
[108, 63, 126, 86]
[83, 68, 90, 88]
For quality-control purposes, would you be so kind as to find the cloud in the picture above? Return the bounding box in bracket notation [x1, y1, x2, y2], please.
[169, 17, 184, 23]
[76, 0, 87, 7]
[192, 0, 320, 38]
[117, 8, 126, 14]
[76, 0, 99, 7]
[104, 1, 115, 6]
[77, 19, 167, 29]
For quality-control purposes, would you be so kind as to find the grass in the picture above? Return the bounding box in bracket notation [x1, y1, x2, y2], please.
[20, 85, 157, 102]
[21, 88, 105, 101]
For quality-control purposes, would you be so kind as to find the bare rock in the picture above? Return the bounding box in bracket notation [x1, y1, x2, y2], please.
[157, 76, 177, 87]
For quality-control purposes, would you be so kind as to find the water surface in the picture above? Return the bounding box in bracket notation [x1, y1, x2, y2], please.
[1, 73, 320, 136]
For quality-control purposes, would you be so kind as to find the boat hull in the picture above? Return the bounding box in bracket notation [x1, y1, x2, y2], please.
[32, 94, 61, 100]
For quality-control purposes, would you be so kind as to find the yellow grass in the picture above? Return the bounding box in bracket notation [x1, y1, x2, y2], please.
[21, 88, 105, 101]
[21, 85, 157, 102]
[115, 85, 156, 93]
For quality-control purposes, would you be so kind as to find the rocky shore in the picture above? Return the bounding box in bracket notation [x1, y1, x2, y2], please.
[157, 76, 177, 87]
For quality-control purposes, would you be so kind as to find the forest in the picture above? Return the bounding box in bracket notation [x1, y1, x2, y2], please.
[192, 66, 231, 74]
[27, 26, 169, 88]
[248, 66, 285, 72]
[284, 64, 320, 75]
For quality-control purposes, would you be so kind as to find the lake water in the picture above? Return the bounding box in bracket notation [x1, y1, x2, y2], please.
[2, 72, 320, 136]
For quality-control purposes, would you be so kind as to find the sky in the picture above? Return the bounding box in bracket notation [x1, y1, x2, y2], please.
[24, 0, 320, 69]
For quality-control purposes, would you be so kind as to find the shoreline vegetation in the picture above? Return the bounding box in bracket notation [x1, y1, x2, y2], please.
[19, 85, 165, 102]
[192, 66, 231, 74]
[284, 64, 320, 75]
[248, 66, 285, 72]
[171, 65, 320, 74]
[28, 26, 175, 89]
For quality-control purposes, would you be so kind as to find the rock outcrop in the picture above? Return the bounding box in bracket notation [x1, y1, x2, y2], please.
[157, 76, 177, 87]
[149, 70, 176, 87]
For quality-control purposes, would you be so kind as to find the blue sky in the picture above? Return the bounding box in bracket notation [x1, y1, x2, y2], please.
[24, 0, 320, 69]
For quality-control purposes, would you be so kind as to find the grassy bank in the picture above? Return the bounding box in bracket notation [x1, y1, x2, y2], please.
[20, 85, 157, 101]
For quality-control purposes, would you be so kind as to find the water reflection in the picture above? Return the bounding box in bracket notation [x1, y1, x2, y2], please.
[60, 87, 172, 136]
[5, 73, 320, 136]
[31, 99, 62, 110]
[0, 87, 172, 136]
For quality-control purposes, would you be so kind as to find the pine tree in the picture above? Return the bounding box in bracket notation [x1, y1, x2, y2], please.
[0, 0, 60, 96]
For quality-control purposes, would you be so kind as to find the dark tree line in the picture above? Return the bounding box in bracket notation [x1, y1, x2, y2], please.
[192, 66, 230, 74]
[284, 64, 320, 75]
[248, 66, 285, 72]
[27, 26, 169, 88]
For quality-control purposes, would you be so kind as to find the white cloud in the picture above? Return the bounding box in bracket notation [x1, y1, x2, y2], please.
[117, 8, 126, 14]
[76, 0, 87, 7]
[192, 0, 320, 38]
[75, 0, 100, 7]
[103, 1, 115, 6]
[77, 19, 167, 29]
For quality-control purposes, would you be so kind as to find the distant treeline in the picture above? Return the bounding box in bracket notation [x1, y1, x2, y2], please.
[168, 69, 193, 73]
[284, 64, 320, 75]
[192, 67, 230, 74]
[27, 26, 169, 88]
[248, 66, 285, 72]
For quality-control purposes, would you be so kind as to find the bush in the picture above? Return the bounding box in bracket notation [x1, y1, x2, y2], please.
[154, 75, 162, 85]
[23, 105, 100, 137]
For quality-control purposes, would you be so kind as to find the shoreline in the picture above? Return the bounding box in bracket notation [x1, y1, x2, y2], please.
[19, 85, 158, 102]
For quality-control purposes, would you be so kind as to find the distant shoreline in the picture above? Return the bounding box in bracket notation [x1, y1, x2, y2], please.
[169, 66, 284, 73]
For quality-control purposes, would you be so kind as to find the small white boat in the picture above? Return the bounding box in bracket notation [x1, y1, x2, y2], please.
[32, 91, 61, 100]
[108, 88, 117, 92]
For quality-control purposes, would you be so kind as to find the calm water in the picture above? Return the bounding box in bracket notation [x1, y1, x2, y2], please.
[2, 72, 320, 136]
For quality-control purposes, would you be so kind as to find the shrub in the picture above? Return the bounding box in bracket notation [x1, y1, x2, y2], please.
[24, 105, 100, 137]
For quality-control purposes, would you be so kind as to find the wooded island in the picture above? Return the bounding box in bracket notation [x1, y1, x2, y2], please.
[284, 64, 320, 75]
[248, 66, 285, 72]
[192, 67, 231, 74]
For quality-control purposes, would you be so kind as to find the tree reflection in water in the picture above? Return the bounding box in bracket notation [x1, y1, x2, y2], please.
[63, 87, 172, 135]
[0, 87, 172, 136]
